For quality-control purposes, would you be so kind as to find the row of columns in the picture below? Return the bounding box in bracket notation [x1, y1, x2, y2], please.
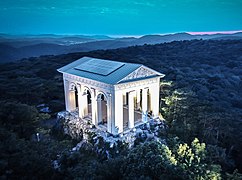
[115, 87, 151, 133]
[64, 79, 112, 133]
[133, 88, 149, 125]
[63, 78, 160, 135]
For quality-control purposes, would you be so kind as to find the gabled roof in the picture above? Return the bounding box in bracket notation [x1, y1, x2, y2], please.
[57, 57, 164, 85]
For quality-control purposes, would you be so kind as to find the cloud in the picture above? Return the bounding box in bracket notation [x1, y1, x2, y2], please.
[0, 0, 141, 16]
[132, 1, 155, 7]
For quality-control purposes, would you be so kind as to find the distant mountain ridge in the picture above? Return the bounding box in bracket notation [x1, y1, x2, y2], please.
[1, 32, 242, 63]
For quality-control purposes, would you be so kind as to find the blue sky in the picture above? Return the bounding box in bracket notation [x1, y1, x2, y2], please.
[0, 0, 242, 35]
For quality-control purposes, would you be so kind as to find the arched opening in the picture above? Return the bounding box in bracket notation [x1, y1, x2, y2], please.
[123, 92, 129, 130]
[74, 86, 78, 108]
[134, 89, 142, 124]
[122, 90, 143, 130]
[140, 88, 150, 122]
[97, 93, 108, 127]
[87, 90, 92, 117]
[147, 89, 151, 114]
[138, 89, 142, 111]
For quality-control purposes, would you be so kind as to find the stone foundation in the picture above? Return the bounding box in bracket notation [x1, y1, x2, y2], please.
[57, 111, 167, 152]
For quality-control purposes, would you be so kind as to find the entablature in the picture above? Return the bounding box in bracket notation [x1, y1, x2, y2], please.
[114, 76, 160, 91]
[63, 73, 114, 92]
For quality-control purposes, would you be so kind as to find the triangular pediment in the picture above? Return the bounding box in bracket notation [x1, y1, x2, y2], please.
[58, 57, 165, 85]
[118, 66, 162, 83]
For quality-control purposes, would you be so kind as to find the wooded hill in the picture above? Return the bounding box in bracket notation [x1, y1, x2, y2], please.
[0, 39, 241, 179]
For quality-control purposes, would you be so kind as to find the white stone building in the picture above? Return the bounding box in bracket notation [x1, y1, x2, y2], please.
[58, 57, 165, 135]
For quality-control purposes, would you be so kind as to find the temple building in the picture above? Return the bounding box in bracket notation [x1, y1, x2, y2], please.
[57, 57, 165, 135]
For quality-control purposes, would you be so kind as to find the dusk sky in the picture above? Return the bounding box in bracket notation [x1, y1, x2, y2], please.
[0, 0, 242, 36]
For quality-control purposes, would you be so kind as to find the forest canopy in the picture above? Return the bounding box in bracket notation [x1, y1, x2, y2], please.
[0, 39, 241, 179]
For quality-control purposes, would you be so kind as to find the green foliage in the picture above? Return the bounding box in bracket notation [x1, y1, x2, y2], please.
[0, 39, 241, 178]
[0, 101, 39, 124]
[120, 141, 165, 179]
[0, 101, 40, 138]
[160, 83, 241, 174]
[116, 138, 222, 180]
[38, 113, 51, 121]
[0, 127, 70, 179]
[162, 138, 222, 180]
[206, 144, 235, 173]
[226, 169, 242, 180]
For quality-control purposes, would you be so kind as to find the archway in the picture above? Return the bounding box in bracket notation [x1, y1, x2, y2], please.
[134, 89, 142, 124]
[87, 90, 92, 116]
[147, 89, 151, 114]
[123, 92, 129, 130]
[74, 86, 78, 108]
[140, 88, 150, 122]
[97, 93, 108, 127]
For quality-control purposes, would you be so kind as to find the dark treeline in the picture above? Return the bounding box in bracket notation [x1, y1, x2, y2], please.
[0, 39, 241, 179]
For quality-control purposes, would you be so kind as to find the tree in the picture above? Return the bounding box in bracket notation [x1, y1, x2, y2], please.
[162, 138, 222, 179]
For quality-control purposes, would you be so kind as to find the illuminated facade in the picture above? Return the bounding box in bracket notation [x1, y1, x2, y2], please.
[58, 57, 164, 135]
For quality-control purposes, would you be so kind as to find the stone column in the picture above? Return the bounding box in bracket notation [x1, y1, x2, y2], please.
[97, 96, 102, 124]
[64, 80, 76, 112]
[136, 89, 141, 110]
[63, 79, 70, 111]
[123, 94, 127, 106]
[77, 87, 88, 118]
[69, 89, 76, 111]
[150, 81, 160, 117]
[114, 90, 123, 134]
[107, 93, 113, 134]
[91, 89, 97, 126]
[82, 92, 88, 117]
[142, 88, 148, 121]
[128, 91, 135, 129]
[77, 84, 82, 118]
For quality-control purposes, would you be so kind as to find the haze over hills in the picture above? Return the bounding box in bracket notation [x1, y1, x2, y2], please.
[1, 32, 242, 63]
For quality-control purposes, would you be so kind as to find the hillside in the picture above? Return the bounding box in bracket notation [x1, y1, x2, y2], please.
[0, 39, 241, 178]
[1, 32, 242, 63]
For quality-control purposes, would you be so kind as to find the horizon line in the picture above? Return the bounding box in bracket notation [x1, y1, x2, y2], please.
[1, 30, 242, 37]
[187, 30, 242, 35]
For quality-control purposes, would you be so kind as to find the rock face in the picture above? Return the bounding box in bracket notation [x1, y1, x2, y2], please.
[57, 111, 167, 157]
